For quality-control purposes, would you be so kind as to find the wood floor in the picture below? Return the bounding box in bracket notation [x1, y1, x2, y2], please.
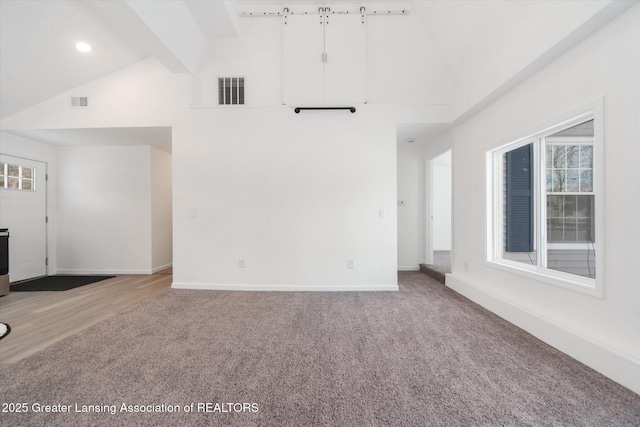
[0, 274, 172, 367]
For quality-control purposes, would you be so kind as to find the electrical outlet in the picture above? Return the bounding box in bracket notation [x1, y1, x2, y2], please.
[347, 259, 355, 269]
[464, 262, 469, 272]
[239, 259, 245, 268]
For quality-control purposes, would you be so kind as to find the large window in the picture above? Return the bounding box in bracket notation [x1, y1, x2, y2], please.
[488, 109, 603, 296]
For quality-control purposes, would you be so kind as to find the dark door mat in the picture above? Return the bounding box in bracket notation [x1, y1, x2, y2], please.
[10, 275, 115, 292]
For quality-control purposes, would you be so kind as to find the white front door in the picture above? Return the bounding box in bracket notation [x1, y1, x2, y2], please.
[0, 155, 47, 282]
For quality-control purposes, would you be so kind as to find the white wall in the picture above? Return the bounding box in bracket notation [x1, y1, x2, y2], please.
[397, 147, 424, 270]
[445, 5, 640, 393]
[365, 11, 454, 105]
[432, 150, 451, 251]
[56, 145, 153, 274]
[0, 132, 58, 274]
[0, 58, 192, 130]
[172, 108, 398, 290]
[150, 146, 172, 271]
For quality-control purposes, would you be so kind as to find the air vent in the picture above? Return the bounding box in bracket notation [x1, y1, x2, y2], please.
[70, 97, 88, 107]
[218, 77, 244, 105]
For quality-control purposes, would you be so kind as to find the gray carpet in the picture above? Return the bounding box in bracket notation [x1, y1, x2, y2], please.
[1, 272, 638, 426]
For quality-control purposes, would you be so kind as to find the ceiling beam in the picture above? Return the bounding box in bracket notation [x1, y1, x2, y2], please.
[95, 0, 206, 74]
[184, 0, 239, 38]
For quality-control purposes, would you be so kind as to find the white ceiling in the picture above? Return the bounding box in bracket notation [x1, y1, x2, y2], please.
[0, 0, 149, 119]
[184, 0, 239, 38]
[396, 123, 450, 149]
[413, 0, 612, 99]
[4, 127, 172, 153]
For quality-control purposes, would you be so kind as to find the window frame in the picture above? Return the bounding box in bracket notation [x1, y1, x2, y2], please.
[486, 104, 604, 297]
[0, 162, 36, 192]
[545, 137, 595, 248]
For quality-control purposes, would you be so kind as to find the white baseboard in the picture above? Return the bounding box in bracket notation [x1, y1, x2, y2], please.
[172, 282, 399, 292]
[152, 263, 172, 273]
[56, 264, 173, 275]
[446, 274, 640, 395]
[398, 266, 421, 272]
[56, 268, 153, 275]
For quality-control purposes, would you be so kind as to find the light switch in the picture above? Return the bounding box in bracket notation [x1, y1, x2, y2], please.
[190, 208, 199, 218]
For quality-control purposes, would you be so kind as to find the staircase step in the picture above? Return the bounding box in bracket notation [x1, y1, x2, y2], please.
[419, 264, 446, 284]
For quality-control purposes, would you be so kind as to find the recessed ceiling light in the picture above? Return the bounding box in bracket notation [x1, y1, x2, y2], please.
[75, 42, 92, 53]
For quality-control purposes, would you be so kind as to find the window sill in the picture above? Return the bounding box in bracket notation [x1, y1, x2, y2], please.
[485, 259, 602, 298]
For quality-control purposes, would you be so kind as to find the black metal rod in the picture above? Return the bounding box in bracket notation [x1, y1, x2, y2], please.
[294, 107, 356, 113]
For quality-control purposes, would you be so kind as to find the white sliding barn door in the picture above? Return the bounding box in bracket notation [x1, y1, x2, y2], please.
[283, 13, 325, 105]
[283, 11, 366, 106]
[324, 13, 366, 105]
[0, 155, 47, 282]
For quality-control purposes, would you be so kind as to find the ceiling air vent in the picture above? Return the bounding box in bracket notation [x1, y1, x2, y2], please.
[70, 97, 88, 107]
[218, 77, 244, 105]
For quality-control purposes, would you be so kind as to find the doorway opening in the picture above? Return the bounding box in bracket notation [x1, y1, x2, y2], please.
[421, 149, 451, 282]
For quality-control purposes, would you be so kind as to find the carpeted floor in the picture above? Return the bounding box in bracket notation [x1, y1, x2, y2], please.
[0, 272, 638, 426]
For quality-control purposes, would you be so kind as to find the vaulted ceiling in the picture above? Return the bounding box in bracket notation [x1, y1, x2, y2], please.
[1, 0, 636, 140]
[0, 0, 147, 119]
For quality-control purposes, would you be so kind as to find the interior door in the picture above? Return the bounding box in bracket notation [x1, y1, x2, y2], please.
[0, 155, 47, 282]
